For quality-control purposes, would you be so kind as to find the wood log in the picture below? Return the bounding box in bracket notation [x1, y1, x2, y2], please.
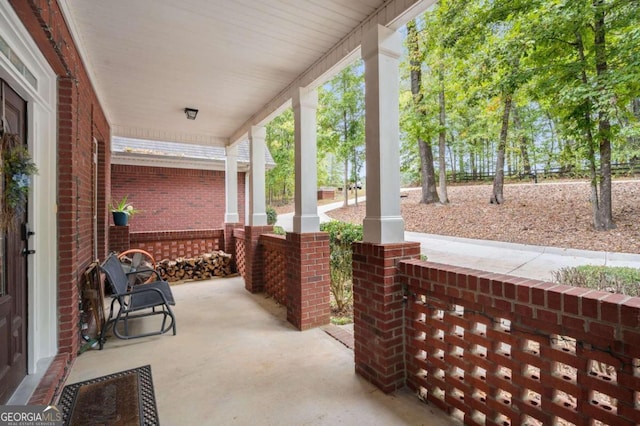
[156, 250, 234, 282]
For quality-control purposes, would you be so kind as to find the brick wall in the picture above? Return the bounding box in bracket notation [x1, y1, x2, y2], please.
[394, 260, 640, 425]
[237, 229, 330, 331]
[242, 225, 273, 293]
[111, 165, 246, 232]
[10, 0, 111, 390]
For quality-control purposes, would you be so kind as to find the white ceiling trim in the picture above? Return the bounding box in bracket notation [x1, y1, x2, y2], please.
[228, 0, 437, 144]
[112, 125, 229, 147]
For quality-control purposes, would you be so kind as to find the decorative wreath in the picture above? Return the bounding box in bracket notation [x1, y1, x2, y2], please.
[0, 130, 38, 232]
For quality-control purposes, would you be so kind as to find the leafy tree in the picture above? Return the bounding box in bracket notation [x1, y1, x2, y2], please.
[265, 109, 295, 205]
[522, 0, 640, 229]
[406, 0, 639, 230]
[318, 61, 365, 207]
[404, 19, 439, 204]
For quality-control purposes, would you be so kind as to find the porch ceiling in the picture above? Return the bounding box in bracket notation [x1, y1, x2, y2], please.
[60, 0, 434, 146]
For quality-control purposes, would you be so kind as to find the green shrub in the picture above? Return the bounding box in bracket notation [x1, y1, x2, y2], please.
[552, 265, 640, 297]
[272, 225, 286, 236]
[266, 206, 278, 225]
[320, 221, 363, 312]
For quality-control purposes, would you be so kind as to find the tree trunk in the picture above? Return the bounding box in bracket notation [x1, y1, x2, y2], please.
[575, 32, 601, 228]
[471, 142, 477, 180]
[513, 107, 531, 175]
[593, 2, 615, 230]
[408, 19, 439, 204]
[342, 157, 349, 208]
[342, 108, 350, 208]
[490, 94, 513, 204]
[353, 149, 358, 206]
[438, 63, 449, 204]
[419, 139, 439, 203]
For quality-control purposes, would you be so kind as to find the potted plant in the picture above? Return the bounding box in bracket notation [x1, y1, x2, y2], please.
[110, 195, 140, 226]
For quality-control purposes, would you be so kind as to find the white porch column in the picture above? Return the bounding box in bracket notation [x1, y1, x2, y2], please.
[224, 144, 240, 223]
[292, 88, 320, 233]
[361, 24, 404, 244]
[249, 125, 268, 226]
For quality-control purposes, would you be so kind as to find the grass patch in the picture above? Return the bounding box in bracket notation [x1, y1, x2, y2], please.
[330, 316, 353, 326]
[553, 265, 640, 297]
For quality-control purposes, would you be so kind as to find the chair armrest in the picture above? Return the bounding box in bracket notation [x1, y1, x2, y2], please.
[125, 285, 174, 307]
[126, 268, 162, 281]
[130, 280, 175, 305]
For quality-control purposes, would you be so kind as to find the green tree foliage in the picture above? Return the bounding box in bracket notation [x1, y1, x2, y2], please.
[266, 109, 295, 205]
[318, 61, 365, 207]
[404, 0, 639, 229]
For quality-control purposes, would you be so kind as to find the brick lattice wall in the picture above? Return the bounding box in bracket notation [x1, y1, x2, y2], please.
[111, 166, 246, 233]
[399, 260, 640, 426]
[260, 234, 288, 306]
[234, 229, 246, 278]
[130, 229, 224, 260]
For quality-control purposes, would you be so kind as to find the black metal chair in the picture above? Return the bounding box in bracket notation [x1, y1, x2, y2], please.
[99, 252, 176, 349]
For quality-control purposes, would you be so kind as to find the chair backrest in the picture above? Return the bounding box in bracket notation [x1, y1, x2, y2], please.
[101, 253, 129, 296]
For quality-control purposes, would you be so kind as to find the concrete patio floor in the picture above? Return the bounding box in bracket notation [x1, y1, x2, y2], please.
[64, 276, 455, 426]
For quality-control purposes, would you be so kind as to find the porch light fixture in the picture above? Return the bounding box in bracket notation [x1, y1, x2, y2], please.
[184, 108, 198, 120]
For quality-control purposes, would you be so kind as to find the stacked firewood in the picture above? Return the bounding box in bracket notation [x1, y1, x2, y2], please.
[157, 250, 234, 282]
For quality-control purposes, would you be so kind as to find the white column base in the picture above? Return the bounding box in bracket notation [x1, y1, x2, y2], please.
[293, 214, 320, 234]
[224, 213, 240, 223]
[251, 213, 268, 226]
[363, 216, 405, 244]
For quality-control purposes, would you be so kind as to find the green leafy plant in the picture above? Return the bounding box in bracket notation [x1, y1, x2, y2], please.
[110, 195, 141, 216]
[320, 221, 363, 313]
[1, 131, 38, 231]
[272, 225, 286, 236]
[553, 265, 640, 297]
[266, 206, 278, 225]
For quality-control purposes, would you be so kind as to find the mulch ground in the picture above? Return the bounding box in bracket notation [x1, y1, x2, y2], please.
[325, 179, 640, 254]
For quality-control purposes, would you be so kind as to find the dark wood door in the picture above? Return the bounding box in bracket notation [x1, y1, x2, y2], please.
[0, 81, 28, 404]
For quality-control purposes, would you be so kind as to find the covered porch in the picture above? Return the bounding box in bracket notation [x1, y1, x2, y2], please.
[65, 276, 454, 425]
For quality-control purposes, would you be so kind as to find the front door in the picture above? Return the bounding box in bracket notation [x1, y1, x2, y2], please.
[0, 80, 28, 404]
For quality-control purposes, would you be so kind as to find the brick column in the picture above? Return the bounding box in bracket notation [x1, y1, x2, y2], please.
[286, 232, 330, 330]
[108, 225, 130, 253]
[244, 225, 273, 293]
[352, 241, 420, 393]
[224, 222, 241, 270]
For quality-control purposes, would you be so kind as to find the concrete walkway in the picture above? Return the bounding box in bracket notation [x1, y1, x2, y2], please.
[65, 277, 454, 426]
[407, 232, 640, 282]
[276, 193, 640, 282]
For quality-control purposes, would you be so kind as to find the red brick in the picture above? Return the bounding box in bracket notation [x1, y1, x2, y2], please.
[599, 293, 628, 323]
[620, 297, 640, 328]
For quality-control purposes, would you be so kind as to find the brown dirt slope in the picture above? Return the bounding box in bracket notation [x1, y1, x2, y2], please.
[326, 180, 640, 254]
